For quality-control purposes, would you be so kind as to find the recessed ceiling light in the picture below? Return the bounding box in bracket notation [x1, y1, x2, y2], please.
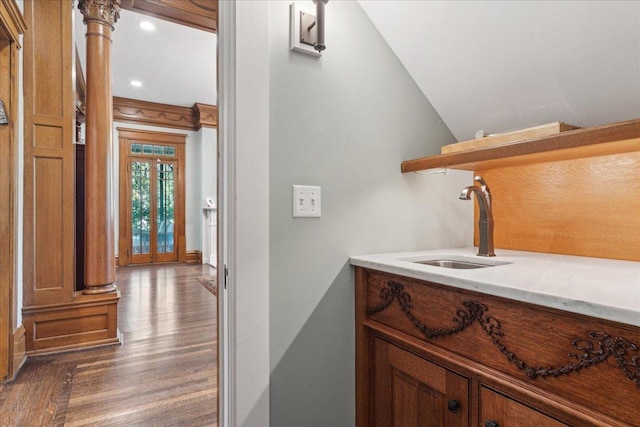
[139, 21, 155, 31]
[130, 80, 143, 88]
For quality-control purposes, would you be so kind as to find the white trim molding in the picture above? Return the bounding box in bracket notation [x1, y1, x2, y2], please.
[218, 1, 270, 425]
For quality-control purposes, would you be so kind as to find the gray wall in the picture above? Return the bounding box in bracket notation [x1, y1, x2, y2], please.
[268, 2, 473, 426]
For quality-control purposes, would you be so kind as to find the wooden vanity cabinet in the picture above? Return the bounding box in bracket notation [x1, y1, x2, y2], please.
[355, 267, 640, 427]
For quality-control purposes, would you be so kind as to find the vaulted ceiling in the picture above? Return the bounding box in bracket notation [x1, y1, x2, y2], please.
[359, 1, 640, 141]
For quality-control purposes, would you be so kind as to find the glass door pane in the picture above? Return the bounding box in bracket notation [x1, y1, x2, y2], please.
[156, 162, 175, 255]
[131, 161, 151, 256]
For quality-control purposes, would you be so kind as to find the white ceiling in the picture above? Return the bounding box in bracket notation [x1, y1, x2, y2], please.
[359, 1, 640, 142]
[74, 7, 217, 108]
[74, 2, 640, 142]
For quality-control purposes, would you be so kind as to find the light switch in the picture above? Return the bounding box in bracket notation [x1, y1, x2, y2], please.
[293, 185, 321, 218]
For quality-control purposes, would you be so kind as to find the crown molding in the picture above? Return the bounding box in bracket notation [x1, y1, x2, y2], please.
[113, 97, 217, 131]
[194, 103, 218, 129]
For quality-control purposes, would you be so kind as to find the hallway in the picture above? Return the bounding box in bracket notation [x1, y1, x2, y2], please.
[0, 263, 218, 426]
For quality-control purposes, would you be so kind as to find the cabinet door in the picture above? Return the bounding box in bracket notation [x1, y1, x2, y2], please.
[480, 387, 568, 427]
[373, 338, 469, 427]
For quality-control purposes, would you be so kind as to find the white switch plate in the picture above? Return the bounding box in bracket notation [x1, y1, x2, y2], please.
[293, 185, 321, 218]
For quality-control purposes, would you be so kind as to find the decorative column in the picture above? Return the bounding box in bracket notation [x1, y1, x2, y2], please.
[79, 0, 120, 294]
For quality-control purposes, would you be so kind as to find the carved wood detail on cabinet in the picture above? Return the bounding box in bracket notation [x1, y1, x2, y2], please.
[369, 280, 640, 387]
[356, 267, 640, 427]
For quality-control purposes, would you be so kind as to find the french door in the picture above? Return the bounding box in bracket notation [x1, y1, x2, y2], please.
[118, 128, 186, 266]
[129, 158, 178, 264]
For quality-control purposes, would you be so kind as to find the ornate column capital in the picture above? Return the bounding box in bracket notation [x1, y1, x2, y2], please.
[78, 0, 121, 28]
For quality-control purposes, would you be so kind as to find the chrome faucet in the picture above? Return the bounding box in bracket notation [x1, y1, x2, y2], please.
[460, 176, 495, 257]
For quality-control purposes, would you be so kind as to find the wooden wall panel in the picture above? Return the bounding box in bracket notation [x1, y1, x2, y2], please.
[23, 295, 120, 354]
[23, 0, 75, 306]
[33, 158, 64, 290]
[34, 124, 64, 149]
[476, 151, 640, 261]
[32, 0, 63, 118]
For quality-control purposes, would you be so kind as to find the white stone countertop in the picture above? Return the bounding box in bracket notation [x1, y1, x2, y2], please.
[350, 247, 640, 327]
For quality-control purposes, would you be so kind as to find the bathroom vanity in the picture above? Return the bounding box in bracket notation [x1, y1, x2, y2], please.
[352, 248, 640, 426]
[352, 118, 640, 426]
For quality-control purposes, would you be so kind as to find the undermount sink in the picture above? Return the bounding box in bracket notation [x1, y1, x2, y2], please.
[415, 259, 493, 269]
[398, 254, 512, 270]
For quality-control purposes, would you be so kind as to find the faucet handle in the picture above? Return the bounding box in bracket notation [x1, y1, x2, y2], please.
[473, 176, 491, 208]
[474, 175, 491, 194]
[474, 175, 488, 188]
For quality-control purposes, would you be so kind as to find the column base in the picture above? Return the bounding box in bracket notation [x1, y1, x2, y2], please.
[23, 290, 121, 355]
[83, 283, 117, 295]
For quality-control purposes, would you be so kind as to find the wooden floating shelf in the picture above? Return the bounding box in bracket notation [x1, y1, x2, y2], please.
[401, 118, 640, 173]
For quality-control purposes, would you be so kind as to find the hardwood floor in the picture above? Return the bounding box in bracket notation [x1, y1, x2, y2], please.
[0, 263, 218, 426]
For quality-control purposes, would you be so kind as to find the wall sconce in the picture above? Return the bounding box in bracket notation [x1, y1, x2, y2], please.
[312, 0, 328, 52]
[290, 1, 329, 57]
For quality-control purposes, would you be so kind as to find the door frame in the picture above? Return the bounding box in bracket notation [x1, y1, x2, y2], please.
[218, 1, 270, 424]
[117, 127, 186, 266]
[0, 0, 26, 382]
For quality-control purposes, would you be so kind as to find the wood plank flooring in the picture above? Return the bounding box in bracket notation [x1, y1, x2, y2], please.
[0, 263, 217, 426]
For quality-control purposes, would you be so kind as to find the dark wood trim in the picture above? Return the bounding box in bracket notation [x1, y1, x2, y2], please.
[120, 0, 217, 33]
[113, 97, 217, 131]
[401, 117, 640, 173]
[186, 250, 202, 264]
